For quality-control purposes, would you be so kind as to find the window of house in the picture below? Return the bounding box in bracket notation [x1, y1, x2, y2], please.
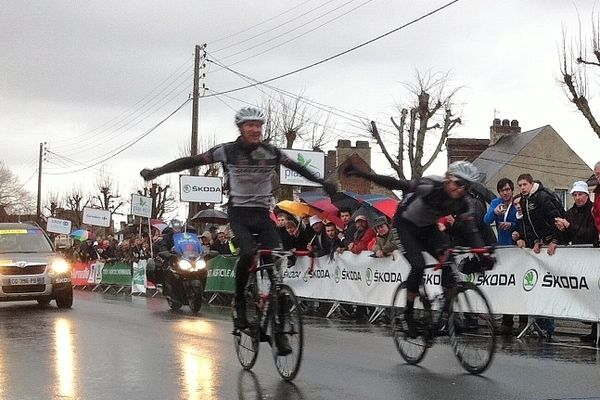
[554, 188, 567, 209]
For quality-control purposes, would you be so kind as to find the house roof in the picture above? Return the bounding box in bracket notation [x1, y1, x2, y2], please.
[472, 125, 547, 182]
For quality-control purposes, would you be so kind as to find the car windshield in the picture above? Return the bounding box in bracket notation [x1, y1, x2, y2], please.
[0, 228, 54, 253]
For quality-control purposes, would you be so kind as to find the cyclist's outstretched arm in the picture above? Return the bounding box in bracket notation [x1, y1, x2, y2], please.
[140, 148, 217, 181]
[343, 162, 410, 191]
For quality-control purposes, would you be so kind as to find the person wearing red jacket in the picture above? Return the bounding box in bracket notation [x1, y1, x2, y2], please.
[584, 162, 600, 345]
[348, 215, 376, 254]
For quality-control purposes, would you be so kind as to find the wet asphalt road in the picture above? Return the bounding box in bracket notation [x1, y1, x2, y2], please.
[0, 291, 599, 400]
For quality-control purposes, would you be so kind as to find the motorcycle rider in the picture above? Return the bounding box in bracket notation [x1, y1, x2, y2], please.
[140, 106, 336, 355]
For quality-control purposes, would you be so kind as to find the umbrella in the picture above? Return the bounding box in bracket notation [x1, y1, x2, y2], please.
[70, 229, 95, 241]
[363, 198, 400, 219]
[331, 191, 362, 212]
[191, 209, 229, 224]
[299, 192, 339, 214]
[275, 200, 321, 218]
[150, 219, 168, 233]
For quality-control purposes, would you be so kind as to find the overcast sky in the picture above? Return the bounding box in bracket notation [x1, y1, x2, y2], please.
[2, 0, 600, 218]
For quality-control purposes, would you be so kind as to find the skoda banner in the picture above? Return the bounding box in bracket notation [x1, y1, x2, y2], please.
[279, 149, 324, 187]
[179, 175, 223, 203]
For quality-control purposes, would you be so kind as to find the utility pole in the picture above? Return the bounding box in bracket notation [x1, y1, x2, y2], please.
[36, 142, 47, 224]
[188, 44, 207, 222]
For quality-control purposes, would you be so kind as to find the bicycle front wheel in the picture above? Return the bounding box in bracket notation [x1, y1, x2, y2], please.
[390, 282, 428, 365]
[448, 282, 496, 374]
[271, 285, 303, 381]
[234, 282, 260, 370]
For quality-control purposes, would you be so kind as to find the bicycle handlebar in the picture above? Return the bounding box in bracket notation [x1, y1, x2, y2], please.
[447, 246, 495, 255]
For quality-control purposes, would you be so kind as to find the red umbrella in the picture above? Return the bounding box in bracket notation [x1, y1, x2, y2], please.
[150, 219, 168, 232]
[299, 192, 339, 214]
[363, 198, 399, 219]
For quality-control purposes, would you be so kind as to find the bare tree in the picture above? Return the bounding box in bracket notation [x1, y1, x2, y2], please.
[559, 14, 600, 139]
[137, 183, 176, 219]
[44, 191, 62, 217]
[0, 162, 35, 214]
[368, 71, 462, 179]
[93, 171, 123, 233]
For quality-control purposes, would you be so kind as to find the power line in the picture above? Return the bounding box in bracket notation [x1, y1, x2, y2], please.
[201, 0, 461, 98]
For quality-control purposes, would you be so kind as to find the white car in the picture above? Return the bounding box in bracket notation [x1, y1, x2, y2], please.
[0, 222, 73, 308]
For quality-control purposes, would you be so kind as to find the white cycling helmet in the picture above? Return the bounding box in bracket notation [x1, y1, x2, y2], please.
[447, 161, 480, 183]
[234, 107, 265, 126]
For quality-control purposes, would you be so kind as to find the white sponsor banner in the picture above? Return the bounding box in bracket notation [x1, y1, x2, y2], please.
[132, 260, 147, 294]
[82, 207, 111, 227]
[46, 217, 72, 235]
[131, 194, 152, 218]
[279, 149, 324, 187]
[283, 247, 600, 322]
[179, 175, 223, 203]
[87, 261, 104, 285]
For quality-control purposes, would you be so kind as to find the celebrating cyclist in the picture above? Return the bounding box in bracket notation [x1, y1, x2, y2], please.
[140, 106, 336, 354]
[344, 160, 493, 337]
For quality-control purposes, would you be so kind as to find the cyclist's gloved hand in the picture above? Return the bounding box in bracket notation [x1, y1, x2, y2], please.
[478, 254, 496, 271]
[140, 168, 158, 181]
[322, 181, 337, 198]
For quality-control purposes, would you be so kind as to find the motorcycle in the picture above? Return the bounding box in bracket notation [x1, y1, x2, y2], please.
[158, 250, 208, 312]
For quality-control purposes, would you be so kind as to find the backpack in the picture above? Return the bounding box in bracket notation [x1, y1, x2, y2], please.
[535, 181, 567, 218]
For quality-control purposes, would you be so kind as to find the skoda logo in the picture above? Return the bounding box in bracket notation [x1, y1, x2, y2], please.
[182, 184, 191, 193]
[465, 273, 475, 283]
[334, 266, 340, 283]
[16, 261, 27, 268]
[523, 269, 538, 292]
[303, 270, 308, 282]
[365, 268, 373, 286]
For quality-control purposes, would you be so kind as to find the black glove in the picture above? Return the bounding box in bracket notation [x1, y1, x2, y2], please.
[479, 254, 496, 271]
[322, 181, 337, 198]
[140, 168, 158, 181]
[342, 162, 362, 178]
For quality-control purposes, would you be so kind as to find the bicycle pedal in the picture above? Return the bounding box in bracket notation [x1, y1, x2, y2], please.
[232, 330, 241, 337]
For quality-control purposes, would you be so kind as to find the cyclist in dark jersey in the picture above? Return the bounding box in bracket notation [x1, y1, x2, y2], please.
[141, 107, 336, 352]
[343, 160, 493, 337]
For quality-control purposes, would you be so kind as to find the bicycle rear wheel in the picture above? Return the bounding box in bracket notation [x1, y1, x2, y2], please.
[271, 285, 303, 381]
[390, 282, 429, 365]
[448, 282, 496, 374]
[234, 282, 260, 370]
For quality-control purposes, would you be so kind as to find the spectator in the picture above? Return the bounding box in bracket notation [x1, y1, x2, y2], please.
[515, 174, 563, 256]
[348, 215, 376, 254]
[323, 222, 343, 258]
[338, 207, 356, 246]
[306, 216, 330, 257]
[275, 213, 296, 251]
[516, 173, 564, 340]
[555, 181, 598, 246]
[372, 216, 397, 258]
[283, 220, 301, 251]
[212, 231, 232, 255]
[484, 178, 518, 246]
[200, 231, 212, 250]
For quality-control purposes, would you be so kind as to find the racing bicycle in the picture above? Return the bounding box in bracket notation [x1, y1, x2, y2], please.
[233, 249, 303, 381]
[390, 246, 497, 374]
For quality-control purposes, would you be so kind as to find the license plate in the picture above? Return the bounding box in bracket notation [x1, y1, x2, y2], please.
[9, 277, 45, 285]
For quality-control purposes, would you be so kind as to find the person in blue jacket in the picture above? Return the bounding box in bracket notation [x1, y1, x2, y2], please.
[484, 178, 518, 246]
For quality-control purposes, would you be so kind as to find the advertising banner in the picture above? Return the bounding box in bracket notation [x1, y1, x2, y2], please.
[71, 262, 92, 286]
[279, 149, 324, 187]
[132, 260, 147, 294]
[101, 262, 132, 286]
[46, 217, 72, 235]
[82, 207, 111, 227]
[205, 255, 237, 293]
[179, 175, 223, 203]
[283, 247, 600, 322]
[131, 194, 152, 218]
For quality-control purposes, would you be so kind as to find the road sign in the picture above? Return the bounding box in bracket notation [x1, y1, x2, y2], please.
[46, 217, 72, 235]
[179, 175, 223, 203]
[131, 194, 152, 218]
[82, 207, 111, 227]
[279, 149, 324, 187]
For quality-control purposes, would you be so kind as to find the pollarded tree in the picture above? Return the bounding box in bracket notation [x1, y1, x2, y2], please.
[368, 71, 462, 179]
[93, 171, 123, 233]
[559, 15, 600, 139]
[137, 183, 176, 220]
[0, 161, 35, 214]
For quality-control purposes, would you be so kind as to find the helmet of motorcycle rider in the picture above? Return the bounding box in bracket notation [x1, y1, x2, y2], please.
[446, 161, 480, 184]
[169, 219, 183, 233]
[234, 107, 265, 126]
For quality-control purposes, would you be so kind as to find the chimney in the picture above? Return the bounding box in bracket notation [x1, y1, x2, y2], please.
[325, 150, 337, 177]
[336, 139, 371, 166]
[490, 118, 521, 146]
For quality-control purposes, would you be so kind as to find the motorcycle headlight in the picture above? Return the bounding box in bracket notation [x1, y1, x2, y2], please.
[50, 259, 70, 274]
[195, 259, 206, 270]
[178, 259, 192, 270]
